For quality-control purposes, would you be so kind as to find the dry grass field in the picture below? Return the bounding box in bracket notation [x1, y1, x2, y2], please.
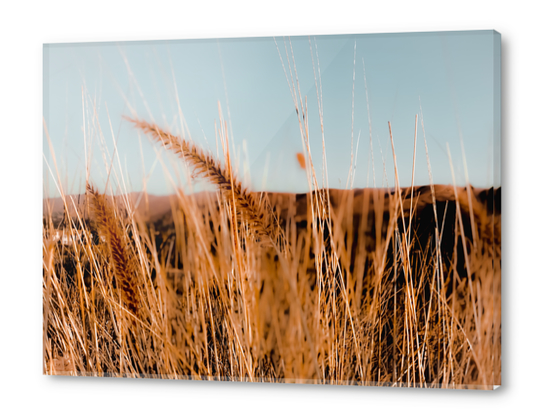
[43, 116, 501, 389]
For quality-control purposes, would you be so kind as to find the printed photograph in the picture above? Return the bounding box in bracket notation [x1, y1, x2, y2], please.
[43, 30, 501, 388]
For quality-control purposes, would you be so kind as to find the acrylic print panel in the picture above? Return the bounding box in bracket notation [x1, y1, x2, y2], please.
[43, 30, 501, 389]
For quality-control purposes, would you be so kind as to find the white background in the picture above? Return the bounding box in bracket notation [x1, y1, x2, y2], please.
[0, 1, 539, 418]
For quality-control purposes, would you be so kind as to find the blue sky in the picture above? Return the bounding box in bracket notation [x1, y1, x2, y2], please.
[43, 30, 500, 197]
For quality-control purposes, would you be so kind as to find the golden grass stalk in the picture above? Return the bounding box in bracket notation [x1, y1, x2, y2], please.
[127, 117, 284, 249]
[86, 183, 139, 318]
